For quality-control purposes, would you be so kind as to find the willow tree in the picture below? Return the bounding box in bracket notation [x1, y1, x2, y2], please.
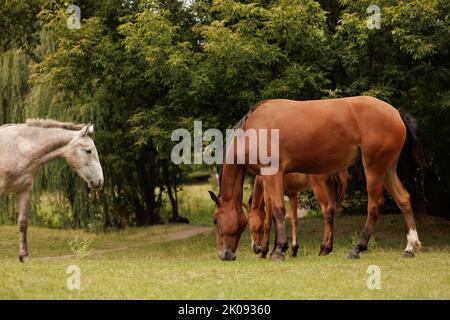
[24, 1, 200, 227]
[0, 49, 30, 224]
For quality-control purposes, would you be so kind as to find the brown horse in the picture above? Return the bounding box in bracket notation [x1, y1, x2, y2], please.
[209, 96, 425, 261]
[248, 171, 347, 258]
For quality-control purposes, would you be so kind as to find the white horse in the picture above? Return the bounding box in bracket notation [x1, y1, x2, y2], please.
[0, 119, 104, 262]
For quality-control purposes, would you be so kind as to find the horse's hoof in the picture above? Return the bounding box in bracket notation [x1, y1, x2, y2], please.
[261, 249, 269, 258]
[19, 255, 30, 263]
[403, 250, 415, 258]
[347, 250, 360, 259]
[252, 244, 262, 254]
[319, 245, 332, 256]
[290, 245, 299, 257]
[270, 251, 285, 261]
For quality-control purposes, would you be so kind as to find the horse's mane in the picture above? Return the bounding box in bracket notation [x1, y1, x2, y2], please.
[218, 101, 267, 195]
[26, 119, 85, 131]
[232, 109, 253, 131]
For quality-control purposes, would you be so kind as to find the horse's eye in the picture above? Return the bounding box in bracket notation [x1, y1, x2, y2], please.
[85, 149, 92, 154]
[213, 217, 218, 225]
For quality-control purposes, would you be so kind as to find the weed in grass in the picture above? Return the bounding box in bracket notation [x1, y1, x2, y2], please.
[67, 235, 92, 259]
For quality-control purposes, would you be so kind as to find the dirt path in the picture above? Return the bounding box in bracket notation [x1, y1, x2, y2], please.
[37, 226, 213, 261]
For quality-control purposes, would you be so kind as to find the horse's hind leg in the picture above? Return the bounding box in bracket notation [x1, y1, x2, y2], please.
[288, 193, 299, 257]
[384, 166, 422, 257]
[18, 188, 32, 263]
[348, 168, 385, 259]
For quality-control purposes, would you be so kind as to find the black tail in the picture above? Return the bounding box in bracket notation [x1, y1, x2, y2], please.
[326, 170, 348, 208]
[399, 110, 427, 217]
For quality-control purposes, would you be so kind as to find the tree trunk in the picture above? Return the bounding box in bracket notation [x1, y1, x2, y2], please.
[163, 161, 178, 219]
[126, 172, 147, 226]
[136, 159, 155, 224]
[162, 160, 186, 223]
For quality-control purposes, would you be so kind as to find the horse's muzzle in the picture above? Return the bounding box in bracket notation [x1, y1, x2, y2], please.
[219, 249, 236, 261]
[89, 179, 103, 190]
[252, 243, 262, 254]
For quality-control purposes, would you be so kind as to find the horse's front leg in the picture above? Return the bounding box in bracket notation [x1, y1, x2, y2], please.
[18, 187, 32, 263]
[311, 182, 335, 256]
[262, 173, 287, 261]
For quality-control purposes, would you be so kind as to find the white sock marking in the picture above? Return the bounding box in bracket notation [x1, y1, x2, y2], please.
[405, 229, 421, 252]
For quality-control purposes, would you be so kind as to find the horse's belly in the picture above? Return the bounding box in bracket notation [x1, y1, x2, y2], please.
[283, 173, 309, 192]
[0, 171, 35, 193]
[283, 144, 359, 174]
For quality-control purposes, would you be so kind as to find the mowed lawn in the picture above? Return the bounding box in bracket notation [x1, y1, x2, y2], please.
[0, 213, 449, 299]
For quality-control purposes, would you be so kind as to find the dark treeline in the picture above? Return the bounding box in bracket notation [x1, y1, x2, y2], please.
[0, 0, 449, 228]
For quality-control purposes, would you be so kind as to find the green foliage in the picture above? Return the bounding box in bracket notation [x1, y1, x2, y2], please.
[0, 0, 449, 228]
[333, 0, 450, 213]
[0, 48, 29, 122]
[297, 190, 321, 216]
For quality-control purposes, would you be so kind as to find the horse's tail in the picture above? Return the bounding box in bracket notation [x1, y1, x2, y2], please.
[326, 170, 348, 207]
[399, 110, 427, 216]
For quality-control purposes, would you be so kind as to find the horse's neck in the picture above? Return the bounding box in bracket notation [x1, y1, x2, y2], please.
[220, 163, 246, 208]
[22, 127, 77, 166]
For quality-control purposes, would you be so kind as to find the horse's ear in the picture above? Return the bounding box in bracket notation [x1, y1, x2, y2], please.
[208, 191, 221, 207]
[81, 123, 94, 136]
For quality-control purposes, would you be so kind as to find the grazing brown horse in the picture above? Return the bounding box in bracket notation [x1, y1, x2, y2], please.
[209, 96, 425, 261]
[248, 171, 347, 258]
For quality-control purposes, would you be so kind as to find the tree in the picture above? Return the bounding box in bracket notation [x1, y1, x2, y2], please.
[1, 0, 449, 228]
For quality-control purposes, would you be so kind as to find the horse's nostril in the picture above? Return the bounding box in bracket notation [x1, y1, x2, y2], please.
[223, 250, 234, 261]
[98, 179, 103, 186]
[252, 243, 262, 254]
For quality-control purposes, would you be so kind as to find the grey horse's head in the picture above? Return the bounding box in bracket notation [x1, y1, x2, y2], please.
[64, 123, 104, 189]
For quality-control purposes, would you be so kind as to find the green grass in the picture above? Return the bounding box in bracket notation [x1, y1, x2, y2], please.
[0, 214, 449, 299]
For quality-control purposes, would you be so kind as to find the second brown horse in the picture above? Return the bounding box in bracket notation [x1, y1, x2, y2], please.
[248, 172, 347, 258]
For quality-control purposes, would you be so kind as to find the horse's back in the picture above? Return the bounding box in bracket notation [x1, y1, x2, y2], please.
[245, 97, 360, 173]
[249, 96, 400, 126]
[348, 96, 406, 163]
[243, 96, 405, 174]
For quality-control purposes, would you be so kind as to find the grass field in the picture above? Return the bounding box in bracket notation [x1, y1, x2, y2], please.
[0, 211, 449, 299]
